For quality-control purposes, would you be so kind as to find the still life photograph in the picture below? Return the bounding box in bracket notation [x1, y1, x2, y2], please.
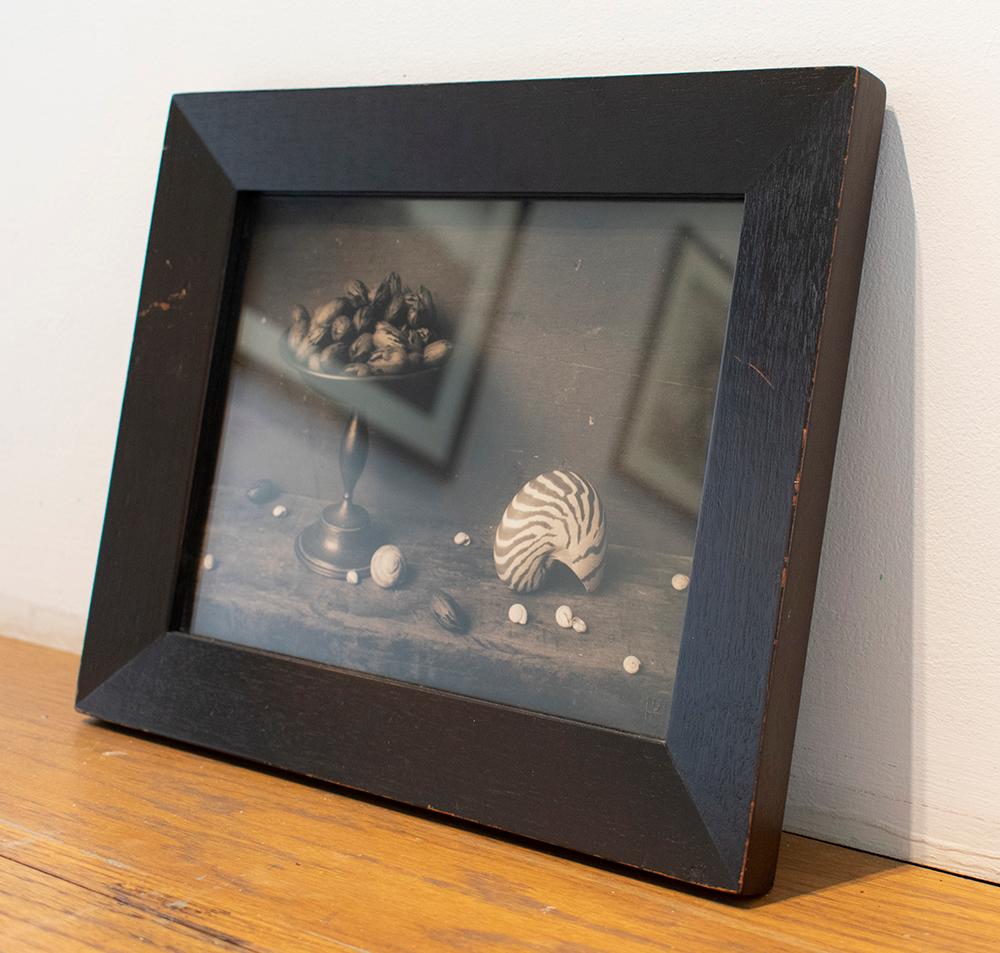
[188, 196, 743, 735]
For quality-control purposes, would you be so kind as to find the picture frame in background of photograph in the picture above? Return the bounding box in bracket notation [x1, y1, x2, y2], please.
[76, 69, 885, 895]
[237, 198, 525, 469]
[619, 229, 736, 515]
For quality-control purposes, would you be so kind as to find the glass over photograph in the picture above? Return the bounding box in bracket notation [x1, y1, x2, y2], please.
[188, 196, 744, 736]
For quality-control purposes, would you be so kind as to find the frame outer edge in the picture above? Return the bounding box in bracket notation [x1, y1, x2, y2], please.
[77, 100, 239, 703]
[74, 69, 884, 894]
[739, 69, 887, 894]
[665, 66, 865, 891]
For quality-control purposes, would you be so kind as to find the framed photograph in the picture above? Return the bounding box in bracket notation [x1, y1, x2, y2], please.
[77, 68, 885, 895]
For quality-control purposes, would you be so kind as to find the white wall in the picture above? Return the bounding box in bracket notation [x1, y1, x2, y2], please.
[2, 0, 998, 882]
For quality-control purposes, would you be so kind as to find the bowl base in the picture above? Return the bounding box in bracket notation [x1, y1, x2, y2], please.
[295, 503, 381, 578]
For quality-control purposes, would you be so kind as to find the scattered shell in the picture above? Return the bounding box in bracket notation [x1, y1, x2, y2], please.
[555, 605, 574, 628]
[508, 603, 528, 625]
[622, 655, 641, 675]
[345, 570, 360, 585]
[494, 470, 607, 593]
[202, 554, 216, 571]
[271, 504, 288, 518]
[431, 589, 468, 633]
[671, 573, 690, 592]
[571, 616, 588, 634]
[246, 479, 278, 504]
[453, 531, 471, 546]
[370, 544, 406, 589]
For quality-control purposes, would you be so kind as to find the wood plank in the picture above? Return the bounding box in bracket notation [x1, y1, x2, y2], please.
[0, 858, 245, 952]
[191, 485, 688, 736]
[2, 635, 999, 952]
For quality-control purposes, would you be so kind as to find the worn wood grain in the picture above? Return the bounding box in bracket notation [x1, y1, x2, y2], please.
[0, 860, 238, 952]
[191, 486, 688, 736]
[4, 636, 1000, 952]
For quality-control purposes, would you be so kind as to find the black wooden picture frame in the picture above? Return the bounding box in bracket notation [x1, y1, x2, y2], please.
[77, 68, 885, 895]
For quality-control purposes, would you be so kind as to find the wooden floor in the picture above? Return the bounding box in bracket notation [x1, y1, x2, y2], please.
[1, 635, 997, 951]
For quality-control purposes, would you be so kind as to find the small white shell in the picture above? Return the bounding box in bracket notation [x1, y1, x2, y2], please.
[671, 573, 689, 591]
[453, 531, 471, 546]
[622, 655, 641, 675]
[202, 553, 216, 571]
[508, 603, 528, 624]
[555, 605, 574, 628]
[571, 616, 587, 634]
[271, 504, 288, 518]
[346, 570, 360, 585]
[370, 544, 405, 589]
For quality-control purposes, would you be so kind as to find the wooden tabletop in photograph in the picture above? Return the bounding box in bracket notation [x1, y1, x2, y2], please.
[1, 635, 998, 952]
[192, 486, 688, 737]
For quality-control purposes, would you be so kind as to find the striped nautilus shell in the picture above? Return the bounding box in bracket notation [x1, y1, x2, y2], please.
[493, 470, 607, 593]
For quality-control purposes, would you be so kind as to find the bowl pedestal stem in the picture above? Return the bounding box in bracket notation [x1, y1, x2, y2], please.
[295, 412, 381, 578]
